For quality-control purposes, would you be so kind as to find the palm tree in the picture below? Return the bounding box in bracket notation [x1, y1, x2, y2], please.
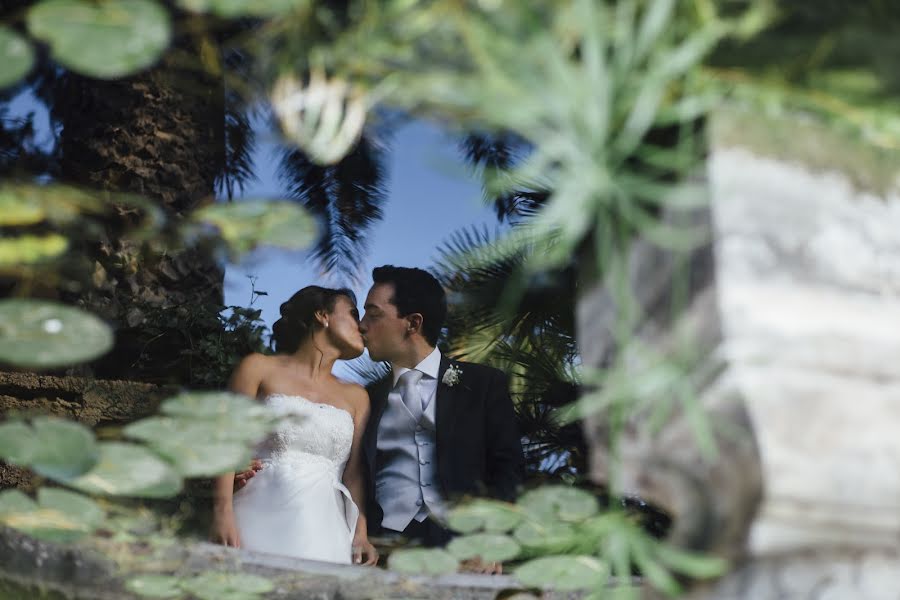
[434, 226, 584, 478]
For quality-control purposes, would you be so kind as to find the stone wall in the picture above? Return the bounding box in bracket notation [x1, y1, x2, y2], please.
[577, 107, 900, 598]
[0, 371, 174, 491]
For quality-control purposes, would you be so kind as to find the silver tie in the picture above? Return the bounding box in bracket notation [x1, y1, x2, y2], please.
[396, 369, 424, 421]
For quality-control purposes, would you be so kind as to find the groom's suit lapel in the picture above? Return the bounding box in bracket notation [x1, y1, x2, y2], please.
[364, 375, 392, 472]
[435, 355, 461, 485]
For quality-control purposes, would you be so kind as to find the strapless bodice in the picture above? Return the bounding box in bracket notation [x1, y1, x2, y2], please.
[255, 394, 354, 472]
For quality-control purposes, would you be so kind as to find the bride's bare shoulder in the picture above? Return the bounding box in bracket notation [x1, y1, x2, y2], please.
[337, 381, 370, 415]
[235, 352, 277, 371]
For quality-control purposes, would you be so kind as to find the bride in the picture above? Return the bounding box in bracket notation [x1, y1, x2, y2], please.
[210, 285, 378, 565]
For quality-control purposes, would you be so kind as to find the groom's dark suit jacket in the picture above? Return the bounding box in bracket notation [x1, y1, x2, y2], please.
[363, 355, 524, 534]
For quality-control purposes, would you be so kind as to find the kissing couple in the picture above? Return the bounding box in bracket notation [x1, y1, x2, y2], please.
[211, 266, 524, 571]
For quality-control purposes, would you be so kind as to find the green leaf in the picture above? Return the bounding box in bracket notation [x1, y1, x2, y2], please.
[0, 417, 99, 482]
[31, 416, 100, 481]
[149, 439, 253, 478]
[514, 555, 610, 591]
[654, 543, 728, 579]
[0, 489, 37, 518]
[447, 533, 521, 562]
[0, 26, 34, 88]
[37, 488, 104, 530]
[192, 200, 317, 256]
[446, 499, 523, 533]
[0, 421, 37, 465]
[124, 414, 270, 445]
[179, 572, 273, 600]
[388, 548, 459, 576]
[0, 487, 103, 542]
[160, 391, 264, 420]
[178, 0, 308, 17]
[518, 486, 600, 522]
[125, 575, 183, 599]
[68, 442, 182, 498]
[27, 0, 170, 79]
[513, 520, 581, 555]
[0, 300, 114, 369]
[0, 234, 69, 266]
[0, 192, 45, 226]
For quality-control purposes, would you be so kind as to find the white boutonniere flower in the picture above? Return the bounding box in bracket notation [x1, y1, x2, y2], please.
[442, 364, 462, 387]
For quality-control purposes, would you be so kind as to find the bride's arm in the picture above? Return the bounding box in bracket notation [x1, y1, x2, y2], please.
[343, 386, 378, 566]
[210, 354, 265, 547]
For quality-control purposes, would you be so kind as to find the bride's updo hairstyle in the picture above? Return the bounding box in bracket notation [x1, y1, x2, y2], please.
[271, 286, 357, 354]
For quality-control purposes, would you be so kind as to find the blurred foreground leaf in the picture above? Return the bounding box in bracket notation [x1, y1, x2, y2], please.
[178, 0, 308, 18]
[0, 299, 114, 368]
[192, 200, 317, 256]
[0, 26, 34, 88]
[27, 0, 170, 79]
[69, 442, 182, 498]
[514, 555, 609, 591]
[0, 488, 103, 542]
[0, 417, 98, 481]
[388, 548, 459, 576]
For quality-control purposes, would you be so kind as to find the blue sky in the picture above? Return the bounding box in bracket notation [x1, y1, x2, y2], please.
[7, 89, 500, 378]
[224, 118, 504, 377]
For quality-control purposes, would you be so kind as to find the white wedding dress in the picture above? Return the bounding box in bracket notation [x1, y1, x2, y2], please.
[232, 394, 359, 563]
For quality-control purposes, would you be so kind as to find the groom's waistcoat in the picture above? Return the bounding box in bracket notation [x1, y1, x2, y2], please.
[375, 386, 445, 532]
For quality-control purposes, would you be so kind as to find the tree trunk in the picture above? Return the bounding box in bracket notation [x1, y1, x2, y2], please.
[54, 47, 226, 385]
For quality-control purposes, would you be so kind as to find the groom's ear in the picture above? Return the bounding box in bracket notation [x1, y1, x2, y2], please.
[405, 313, 424, 336]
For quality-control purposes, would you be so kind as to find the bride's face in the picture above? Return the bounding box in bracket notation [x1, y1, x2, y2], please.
[326, 296, 365, 360]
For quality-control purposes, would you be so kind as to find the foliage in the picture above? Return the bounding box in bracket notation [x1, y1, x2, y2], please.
[2, 0, 897, 597]
[436, 227, 584, 478]
[0, 299, 113, 368]
[391, 487, 726, 596]
[0, 391, 277, 539]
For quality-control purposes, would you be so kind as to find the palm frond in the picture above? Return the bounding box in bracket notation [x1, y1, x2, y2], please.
[276, 130, 388, 285]
[459, 132, 547, 222]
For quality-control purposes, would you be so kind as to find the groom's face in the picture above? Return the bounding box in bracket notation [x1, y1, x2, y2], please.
[359, 283, 407, 363]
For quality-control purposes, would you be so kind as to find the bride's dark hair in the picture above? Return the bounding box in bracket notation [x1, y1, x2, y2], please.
[271, 286, 357, 354]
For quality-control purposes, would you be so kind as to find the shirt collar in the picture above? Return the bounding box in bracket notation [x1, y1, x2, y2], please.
[391, 346, 442, 387]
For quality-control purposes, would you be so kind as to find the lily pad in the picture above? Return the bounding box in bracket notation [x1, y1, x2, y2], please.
[0, 421, 38, 465]
[150, 439, 253, 478]
[0, 234, 69, 266]
[0, 489, 37, 518]
[0, 26, 34, 89]
[0, 417, 98, 482]
[124, 415, 270, 445]
[514, 555, 610, 591]
[192, 200, 316, 256]
[0, 299, 114, 369]
[446, 499, 523, 533]
[0, 191, 45, 225]
[160, 391, 264, 419]
[27, 0, 170, 79]
[518, 485, 600, 522]
[388, 548, 459, 576]
[68, 442, 182, 498]
[0, 184, 104, 225]
[178, 0, 308, 17]
[513, 520, 581, 555]
[180, 571, 273, 600]
[447, 533, 521, 562]
[0, 487, 103, 542]
[37, 487, 104, 529]
[125, 575, 183, 599]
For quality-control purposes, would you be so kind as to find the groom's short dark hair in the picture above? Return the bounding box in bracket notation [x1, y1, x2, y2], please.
[372, 265, 446, 346]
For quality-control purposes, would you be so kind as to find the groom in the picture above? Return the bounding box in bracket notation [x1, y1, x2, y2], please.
[359, 265, 524, 552]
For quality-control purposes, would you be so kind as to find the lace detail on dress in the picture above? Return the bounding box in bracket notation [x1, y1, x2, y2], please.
[258, 394, 354, 472]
